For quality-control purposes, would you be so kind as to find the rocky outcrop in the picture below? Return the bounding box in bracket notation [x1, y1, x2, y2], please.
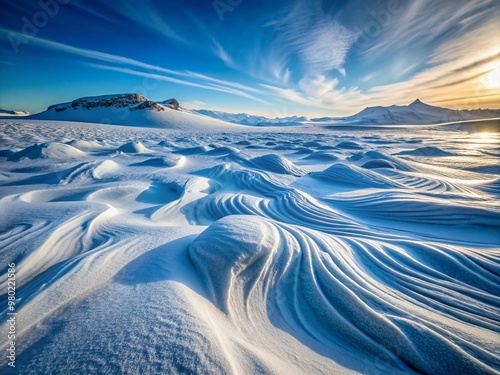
[158, 98, 180, 110]
[131, 100, 165, 111]
[48, 94, 165, 112]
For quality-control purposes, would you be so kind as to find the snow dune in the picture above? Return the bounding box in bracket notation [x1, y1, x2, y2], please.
[0, 119, 499, 374]
[190, 215, 499, 374]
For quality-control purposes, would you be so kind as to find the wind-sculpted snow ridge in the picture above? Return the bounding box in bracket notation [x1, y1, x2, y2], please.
[312, 163, 402, 188]
[248, 154, 308, 176]
[396, 146, 455, 157]
[325, 190, 500, 227]
[0, 119, 499, 374]
[5, 142, 87, 161]
[190, 215, 500, 375]
[117, 141, 151, 154]
[302, 151, 339, 162]
[350, 150, 415, 171]
[129, 155, 182, 168]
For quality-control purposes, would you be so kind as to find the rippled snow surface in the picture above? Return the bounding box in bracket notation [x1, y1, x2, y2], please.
[1, 120, 499, 374]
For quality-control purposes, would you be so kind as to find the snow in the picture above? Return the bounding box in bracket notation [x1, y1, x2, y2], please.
[192, 100, 499, 126]
[0, 112, 499, 374]
[20, 94, 243, 130]
[0, 109, 30, 116]
[192, 109, 309, 126]
[340, 99, 500, 125]
[4, 94, 498, 128]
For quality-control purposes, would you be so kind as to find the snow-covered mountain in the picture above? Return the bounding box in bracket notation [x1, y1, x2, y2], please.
[26, 93, 310, 127]
[0, 108, 30, 116]
[332, 99, 500, 125]
[6, 94, 499, 128]
[192, 100, 499, 126]
[26, 94, 240, 130]
[192, 109, 309, 126]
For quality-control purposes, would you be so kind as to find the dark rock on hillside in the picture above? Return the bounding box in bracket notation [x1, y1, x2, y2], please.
[159, 98, 180, 110]
[48, 94, 165, 112]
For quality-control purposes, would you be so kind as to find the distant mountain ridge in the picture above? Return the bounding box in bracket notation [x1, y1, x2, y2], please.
[2, 94, 499, 127]
[0, 108, 30, 116]
[193, 99, 499, 126]
[192, 109, 309, 126]
[332, 99, 500, 125]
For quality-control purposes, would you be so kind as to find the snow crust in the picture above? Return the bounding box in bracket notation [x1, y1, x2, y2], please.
[0, 117, 499, 374]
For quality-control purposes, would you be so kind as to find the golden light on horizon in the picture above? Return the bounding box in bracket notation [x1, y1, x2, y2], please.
[476, 132, 497, 141]
[483, 62, 500, 89]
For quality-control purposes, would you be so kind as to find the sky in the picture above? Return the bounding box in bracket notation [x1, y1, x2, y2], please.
[0, 0, 499, 117]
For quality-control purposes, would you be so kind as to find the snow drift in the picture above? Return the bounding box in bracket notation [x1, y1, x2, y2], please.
[0, 118, 499, 374]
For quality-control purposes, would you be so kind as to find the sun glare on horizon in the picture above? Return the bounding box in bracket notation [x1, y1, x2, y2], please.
[484, 62, 500, 89]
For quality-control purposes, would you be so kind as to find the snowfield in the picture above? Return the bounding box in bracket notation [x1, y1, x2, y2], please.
[0, 117, 499, 374]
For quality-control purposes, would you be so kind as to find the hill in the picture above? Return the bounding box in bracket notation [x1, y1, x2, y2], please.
[25, 94, 241, 130]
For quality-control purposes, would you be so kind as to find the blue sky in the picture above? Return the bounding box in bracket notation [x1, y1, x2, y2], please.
[1, 0, 499, 116]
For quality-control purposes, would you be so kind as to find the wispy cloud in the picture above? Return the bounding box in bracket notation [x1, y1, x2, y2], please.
[83, 63, 266, 103]
[266, 0, 357, 75]
[75, 0, 187, 44]
[428, 53, 500, 86]
[182, 100, 207, 108]
[0, 28, 266, 103]
[1, 0, 498, 116]
[184, 71, 261, 93]
[211, 39, 235, 68]
[259, 1, 500, 115]
[360, 0, 497, 59]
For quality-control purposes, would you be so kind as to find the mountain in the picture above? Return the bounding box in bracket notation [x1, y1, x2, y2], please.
[157, 98, 180, 110]
[0, 108, 30, 116]
[25, 94, 240, 130]
[336, 99, 500, 125]
[4, 95, 499, 127]
[193, 100, 499, 126]
[192, 109, 309, 126]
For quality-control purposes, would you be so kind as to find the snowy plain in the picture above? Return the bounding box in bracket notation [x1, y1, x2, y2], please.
[0, 114, 499, 374]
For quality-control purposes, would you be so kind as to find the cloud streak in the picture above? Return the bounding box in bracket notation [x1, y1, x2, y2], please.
[1, 0, 498, 116]
[266, 0, 357, 75]
[258, 0, 500, 115]
[73, 0, 187, 43]
[0, 28, 266, 104]
[83, 63, 267, 103]
[359, 0, 497, 59]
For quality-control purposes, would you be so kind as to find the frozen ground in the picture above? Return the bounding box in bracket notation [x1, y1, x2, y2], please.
[0, 119, 499, 374]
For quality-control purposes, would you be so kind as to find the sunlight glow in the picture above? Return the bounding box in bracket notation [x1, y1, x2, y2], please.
[475, 132, 497, 140]
[484, 64, 500, 89]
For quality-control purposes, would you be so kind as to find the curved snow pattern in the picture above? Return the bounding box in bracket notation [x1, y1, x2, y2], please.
[0, 121, 499, 374]
[190, 215, 500, 375]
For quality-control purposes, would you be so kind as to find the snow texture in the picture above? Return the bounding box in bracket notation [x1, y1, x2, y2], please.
[0, 105, 499, 374]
